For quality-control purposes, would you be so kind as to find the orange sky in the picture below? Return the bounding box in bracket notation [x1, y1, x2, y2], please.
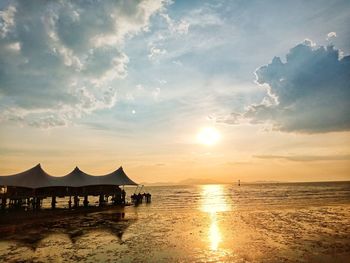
[1, 124, 349, 184]
[1, 1, 350, 184]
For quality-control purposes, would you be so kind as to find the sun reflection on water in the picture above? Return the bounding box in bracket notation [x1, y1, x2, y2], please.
[200, 185, 229, 251]
[209, 213, 221, 250]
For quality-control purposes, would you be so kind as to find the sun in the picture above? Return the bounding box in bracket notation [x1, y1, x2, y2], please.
[197, 127, 221, 146]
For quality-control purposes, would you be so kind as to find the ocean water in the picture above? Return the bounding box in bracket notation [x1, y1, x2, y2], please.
[1, 182, 350, 262]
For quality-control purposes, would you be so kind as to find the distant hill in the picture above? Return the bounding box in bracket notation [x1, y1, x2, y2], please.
[140, 178, 229, 186]
[249, 180, 284, 184]
[176, 178, 229, 185]
[140, 179, 286, 186]
[140, 181, 176, 186]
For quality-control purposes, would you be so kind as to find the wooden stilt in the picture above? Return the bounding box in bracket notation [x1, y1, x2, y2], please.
[68, 196, 72, 209]
[73, 195, 79, 208]
[51, 196, 56, 209]
[99, 194, 104, 206]
[36, 197, 41, 210]
[1, 197, 7, 210]
[83, 195, 89, 207]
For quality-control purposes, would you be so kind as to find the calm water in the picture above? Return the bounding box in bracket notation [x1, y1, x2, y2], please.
[1, 182, 350, 262]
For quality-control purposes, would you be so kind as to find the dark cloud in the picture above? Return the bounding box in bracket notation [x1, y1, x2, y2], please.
[223, 40, 350, 133]
[254, 154, 350, 162]
[0, 0, 165, 128]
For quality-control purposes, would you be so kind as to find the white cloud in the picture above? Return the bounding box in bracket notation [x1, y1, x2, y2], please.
[172, 60, 183, 66]
[148, 46, 167, 60]
[185, 6, 224, 27]
[152, 88, 161, 101]
[144, 4, 228, 65]
[327, 31, 337, 40]
[161, 14, 189, 35]
[157, 79, 167, 85]
[6, 41, 20, 51]
[0, 5, 16, 38]
[0, 0, 167, 128]
[128, 84, 162, 103]
[222, 40, 350, 133]
[175, 19, 190, 35]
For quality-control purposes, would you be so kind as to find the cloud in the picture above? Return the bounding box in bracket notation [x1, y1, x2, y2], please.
[148, 46, 167, 61]
[126, 84, 161, 103]
[145, 12, 190, 63]
[221, 40, 350, 133]
[0, 5, 16, 38]
[254, 154, 350, 162]
[327, 31, 337, 40]
[161, 14, 189, 35]
[152, 87, 161, 101]
[185, 6, 224, 27]
[0, 0, 166, 128]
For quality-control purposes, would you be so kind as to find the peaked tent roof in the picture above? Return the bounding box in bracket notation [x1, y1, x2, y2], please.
[58, 166, 138, 187]
[58, 167, 95, 187]
[100, 167, 138, 186]
[0, 164, 59, 188]
[0, 164, 138, 188]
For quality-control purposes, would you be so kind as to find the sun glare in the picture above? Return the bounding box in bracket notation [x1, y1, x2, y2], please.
[197, 127, 221, 146]
[200, 185, 229, 251]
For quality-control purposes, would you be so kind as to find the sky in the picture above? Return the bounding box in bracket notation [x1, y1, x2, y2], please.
[0, 0, 349, 183]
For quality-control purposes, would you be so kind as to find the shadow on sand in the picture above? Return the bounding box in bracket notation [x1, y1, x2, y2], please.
[0, 208, 136, 249]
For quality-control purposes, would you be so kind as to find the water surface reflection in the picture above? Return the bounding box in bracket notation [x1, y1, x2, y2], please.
[200, 185, 229, 251]
[2, 183, 346, 262]
[0, 210, 134, 248]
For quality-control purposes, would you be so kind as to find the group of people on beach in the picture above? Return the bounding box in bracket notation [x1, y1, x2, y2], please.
[67, 189, 127, 209]
[131, 192, 151, 204]
[6, 197, 42, 210]
[111, 189, 126, 205]
[2, 188, 150, 210]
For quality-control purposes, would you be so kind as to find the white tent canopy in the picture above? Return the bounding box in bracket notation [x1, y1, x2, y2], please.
[0, 164, 138, 188]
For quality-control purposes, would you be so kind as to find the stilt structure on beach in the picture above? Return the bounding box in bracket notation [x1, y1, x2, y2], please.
[0, 164, 141, 211]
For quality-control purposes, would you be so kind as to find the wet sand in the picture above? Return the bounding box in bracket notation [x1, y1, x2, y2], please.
[0, 183, 349, 262]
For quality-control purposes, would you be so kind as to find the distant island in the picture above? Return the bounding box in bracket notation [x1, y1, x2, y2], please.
[140, 178, 285, 186]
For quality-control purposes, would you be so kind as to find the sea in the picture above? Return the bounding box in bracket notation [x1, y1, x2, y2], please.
[1, 182, 350, 262]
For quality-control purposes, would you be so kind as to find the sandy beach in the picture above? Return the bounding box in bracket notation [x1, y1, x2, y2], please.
[1, 183, 349, 262]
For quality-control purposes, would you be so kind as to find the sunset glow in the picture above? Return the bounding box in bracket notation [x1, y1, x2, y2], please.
[0, 1, 350, 262]
[0, 0, 349, 184]
[196, 127, 221, 146]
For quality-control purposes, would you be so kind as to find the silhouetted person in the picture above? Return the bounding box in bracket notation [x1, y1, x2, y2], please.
[145, 193, 152, 203]
[121, 189, 126, 204]
[30, 198, 35, 210]
[137, 193, 143, 204]
[131, 193, 136, 203]
[68, 196, 72, 209]
[83, 195, 89, 207]
[1, 197, 7, 210]
[35, 198, 41, 210]
[99, 194, 105, 206]
[74, 196, 79, 208]
[51, 196, 57, 209]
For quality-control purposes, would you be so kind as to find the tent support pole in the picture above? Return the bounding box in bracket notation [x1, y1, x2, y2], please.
[83, 195, 89, 208]
[99, 194, 104, 207]
[1, 197, 6, 210]
[51, 196, 56, 209]
[68, 196, 72, 209]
